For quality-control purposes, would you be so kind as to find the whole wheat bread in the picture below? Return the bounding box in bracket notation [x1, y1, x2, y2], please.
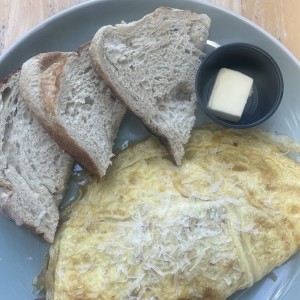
[19, 43, 126, 178]
[90, 7, 211, 165]
[0, 71, 73, 243]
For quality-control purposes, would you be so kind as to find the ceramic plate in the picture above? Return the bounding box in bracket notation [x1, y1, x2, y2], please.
[0, 1, 299, 299]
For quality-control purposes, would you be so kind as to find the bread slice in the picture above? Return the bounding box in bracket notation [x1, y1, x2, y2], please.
[19, 43, 126, 178]
[0, 71, 73, 243]
[90, 7, 211, 165]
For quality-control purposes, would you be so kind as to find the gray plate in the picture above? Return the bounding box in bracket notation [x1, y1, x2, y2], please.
[0, 1, 299, 299]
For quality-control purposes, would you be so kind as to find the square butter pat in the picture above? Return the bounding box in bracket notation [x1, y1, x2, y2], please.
[207, 68, 253, 122]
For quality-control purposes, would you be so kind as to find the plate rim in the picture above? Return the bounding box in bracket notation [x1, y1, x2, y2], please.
[0, 1, 299, 299]
[0, 0, 299, 72]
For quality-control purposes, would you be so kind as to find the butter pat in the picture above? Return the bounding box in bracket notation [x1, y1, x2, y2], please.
[207, 68, 253, 122]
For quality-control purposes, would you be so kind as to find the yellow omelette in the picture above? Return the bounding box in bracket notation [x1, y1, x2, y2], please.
[46, 125, 300, 300]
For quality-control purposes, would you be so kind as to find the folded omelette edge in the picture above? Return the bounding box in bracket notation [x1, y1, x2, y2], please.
[45, 124, 300, 300]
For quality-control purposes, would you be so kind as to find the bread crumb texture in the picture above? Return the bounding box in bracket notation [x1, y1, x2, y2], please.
[0, 71, 73, 242]
[90, 7, 211, 165]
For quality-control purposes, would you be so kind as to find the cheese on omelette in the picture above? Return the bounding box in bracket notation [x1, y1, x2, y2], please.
[46, 125, 300, 300]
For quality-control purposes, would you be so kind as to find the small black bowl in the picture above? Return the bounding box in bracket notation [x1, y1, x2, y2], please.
[196, 43, 284, 128]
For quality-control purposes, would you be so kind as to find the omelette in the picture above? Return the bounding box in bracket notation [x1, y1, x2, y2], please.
[46, 125, 300, 300]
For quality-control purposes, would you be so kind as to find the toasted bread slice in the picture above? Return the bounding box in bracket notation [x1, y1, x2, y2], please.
[0, 71, 73, 243]
[90, 7, 211, 165]
[19, 43, 126, 178]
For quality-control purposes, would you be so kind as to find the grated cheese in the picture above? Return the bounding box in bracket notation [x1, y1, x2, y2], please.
[223, 275, 232, 286]
[34, 209, 46, 227]
[121, 140, 129, 150]
[95, 199, 245, 298]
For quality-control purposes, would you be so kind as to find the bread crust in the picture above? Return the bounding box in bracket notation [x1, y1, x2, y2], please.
[34, 113, 100, 177]
[23, 50, 101, 177]
[20, 44, 126, 179]
[0, 71, 73, 242]
[90, 7, 211, 165]
[39, 52, 72, 116]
